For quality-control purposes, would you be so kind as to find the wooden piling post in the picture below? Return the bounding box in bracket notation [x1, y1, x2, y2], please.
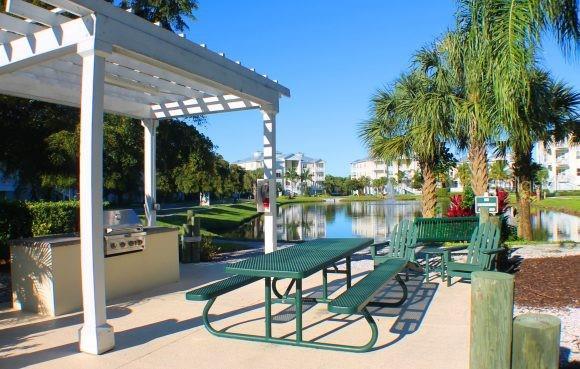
[470, 271, 514, 369]
[512, 314, 561, 369]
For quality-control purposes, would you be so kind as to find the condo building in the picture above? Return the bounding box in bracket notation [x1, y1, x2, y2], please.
[536, 139, 580, 191]
[234, 150, 326, 194]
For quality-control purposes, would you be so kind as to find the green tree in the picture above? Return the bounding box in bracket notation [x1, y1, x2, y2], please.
[500, 70, 579, 240]
[111, 0, 198, 32]
[372, 177, 388, 194]
[489, 160, 510, 189]
[299, 168, 314, 195]
[456, 162, 471, 189]
[443, 0, 580, 196]
[360, 48, 455, 217]
[285, 167, 299, 195]
[534, 166, 550, 193]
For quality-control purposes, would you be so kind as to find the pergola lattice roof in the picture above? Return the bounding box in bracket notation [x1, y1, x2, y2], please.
[0, 0, 290, 119]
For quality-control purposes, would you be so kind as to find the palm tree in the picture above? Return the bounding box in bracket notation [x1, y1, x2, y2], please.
[299, 168, 314, 194]
[444, 0, 580, 195]
[489, 160, 510, 189]
[285, 167, 299, 195]
[498, 70, 579, 240]
[360, 49, 455, 217]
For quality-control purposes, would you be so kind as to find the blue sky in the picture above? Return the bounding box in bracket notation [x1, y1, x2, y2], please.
[184, 1, 580, 176]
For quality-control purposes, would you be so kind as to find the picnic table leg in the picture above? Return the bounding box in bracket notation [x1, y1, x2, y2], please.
[295, 279, 303, 343]
[346, 256, 352, 289]
[424, 253, 431, 282]
[322, 269, 328, 300]
[265, 277, 272, 339]
[441, 251, 450, 282]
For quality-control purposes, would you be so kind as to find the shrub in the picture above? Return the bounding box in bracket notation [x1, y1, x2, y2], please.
[446, 195, 475, 217]
[200, 236, 219, 261]
[436, 187, 450, 197]
[27, 200, 80, 236]
[0, 201, 33, 261]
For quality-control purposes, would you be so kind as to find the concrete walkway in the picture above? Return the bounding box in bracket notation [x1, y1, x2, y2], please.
[0, 255, 470, 369]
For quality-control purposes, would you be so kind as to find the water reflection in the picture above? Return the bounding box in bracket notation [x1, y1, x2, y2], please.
[224, 200, 579, 243]
[528, 210, 579, 242]
[224, 200, 422, 242]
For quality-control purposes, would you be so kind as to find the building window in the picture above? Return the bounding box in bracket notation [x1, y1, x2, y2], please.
[576, 150, 580, 159]
[577, 168, 580, 176]
[276, 172, 281, 178]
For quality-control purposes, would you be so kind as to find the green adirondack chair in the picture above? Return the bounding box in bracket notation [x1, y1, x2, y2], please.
[371, 219, 420, 274]
[445, 222, 503, 286]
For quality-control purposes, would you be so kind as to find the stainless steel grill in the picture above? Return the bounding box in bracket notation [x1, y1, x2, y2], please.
[103, 209, 146, 257]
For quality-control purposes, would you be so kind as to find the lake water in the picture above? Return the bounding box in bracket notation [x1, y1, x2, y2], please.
[223, 200, 580, 243]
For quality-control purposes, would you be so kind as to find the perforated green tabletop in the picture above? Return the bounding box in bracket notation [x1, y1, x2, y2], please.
[225, 238, 374, 279]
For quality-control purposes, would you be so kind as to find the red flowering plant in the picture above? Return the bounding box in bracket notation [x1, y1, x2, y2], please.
[447, 185, 476, 217]
[446, 194, 475, 217]
[496, 188, 510, 214]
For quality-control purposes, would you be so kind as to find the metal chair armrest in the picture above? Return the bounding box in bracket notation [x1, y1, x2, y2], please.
[370, 241, 390, 257]
[482, 247, 505, 255]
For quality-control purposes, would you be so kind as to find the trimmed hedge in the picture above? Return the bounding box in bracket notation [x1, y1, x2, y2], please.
[0, 200, 33, 261]
[0, 200, 82, 261]
[27, 200, 80, 236]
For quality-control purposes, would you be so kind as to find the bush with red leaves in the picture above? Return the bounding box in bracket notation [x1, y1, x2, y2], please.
[447, 194, 475, 217]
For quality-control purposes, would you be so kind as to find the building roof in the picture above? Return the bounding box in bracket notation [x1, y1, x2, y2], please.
[284, 152, 324, 164]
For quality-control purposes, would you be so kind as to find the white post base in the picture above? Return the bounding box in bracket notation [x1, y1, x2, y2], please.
[264, 213, 277, 253]
[79, 324, 115, 355]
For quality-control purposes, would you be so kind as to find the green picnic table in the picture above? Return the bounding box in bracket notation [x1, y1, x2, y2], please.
[186, 238, 409, 352]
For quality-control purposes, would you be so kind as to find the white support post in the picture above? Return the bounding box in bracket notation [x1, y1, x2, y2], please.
[142, 119, 158, 226]
[262, 110, 277, 253]
[77, 39, 114, 355]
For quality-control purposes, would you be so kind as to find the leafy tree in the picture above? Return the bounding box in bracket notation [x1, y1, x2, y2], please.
[372, 177, 388, 194]
[499, 70, 579, 240]
[489, 160, 510, 189]
[110, 0, 198, 32]
[299, 168, 314, 194]
[156, 118, 215, 200]
[285, 167, 299, 195]
[456, 162, 471, 188]
[534, 166, 550, 192]
[360, 47, 455, 217]
[410, 171, 423, 190]
[443, 0, 580, 196]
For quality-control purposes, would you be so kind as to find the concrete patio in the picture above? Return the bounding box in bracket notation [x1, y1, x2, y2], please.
[0, 252, 471, 369]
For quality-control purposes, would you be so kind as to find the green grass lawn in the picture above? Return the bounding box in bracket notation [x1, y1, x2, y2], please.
[277, 196, 327, 205]
[532, 196, 580, 216]
[339, 195, 386, 202]
[395, 194, 421, 201]
[153, 202, 260, 236]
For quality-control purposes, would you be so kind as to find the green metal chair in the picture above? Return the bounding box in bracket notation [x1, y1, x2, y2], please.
[371, 219, 420, 275]
[445, 222, 503, 286]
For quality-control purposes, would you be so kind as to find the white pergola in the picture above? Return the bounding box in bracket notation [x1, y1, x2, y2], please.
[0, 0, 289, 355]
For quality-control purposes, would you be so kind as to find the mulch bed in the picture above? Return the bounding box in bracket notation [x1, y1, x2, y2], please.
[514, 255, 580, 308]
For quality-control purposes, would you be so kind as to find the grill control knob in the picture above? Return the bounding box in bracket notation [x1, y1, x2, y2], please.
[119, 242, 126, 248]
[110, 243, 117, 249]
[128, 241, 135, 247]
[137, 240, 143, 246]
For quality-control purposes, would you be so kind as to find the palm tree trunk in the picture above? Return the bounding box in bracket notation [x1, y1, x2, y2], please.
[469, 139, 488, 195]
[513, 149, 533, 240]
[421, 162, 437, 218]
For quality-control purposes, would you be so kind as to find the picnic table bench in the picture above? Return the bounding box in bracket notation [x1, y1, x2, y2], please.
[414, 216, 479, 244]
[371, 217, 480, 282]
[186, 238, 409, 352]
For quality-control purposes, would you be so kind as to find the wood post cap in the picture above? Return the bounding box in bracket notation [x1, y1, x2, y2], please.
[514, 313, 561, 329]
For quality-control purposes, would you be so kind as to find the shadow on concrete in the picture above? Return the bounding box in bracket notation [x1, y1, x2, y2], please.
[0, 257, 437, 366]
[216, 270, 437, 351]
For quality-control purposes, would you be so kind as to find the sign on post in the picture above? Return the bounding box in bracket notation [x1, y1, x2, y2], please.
[475, 196, 499, 215]
[256, 179, 270, 213]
